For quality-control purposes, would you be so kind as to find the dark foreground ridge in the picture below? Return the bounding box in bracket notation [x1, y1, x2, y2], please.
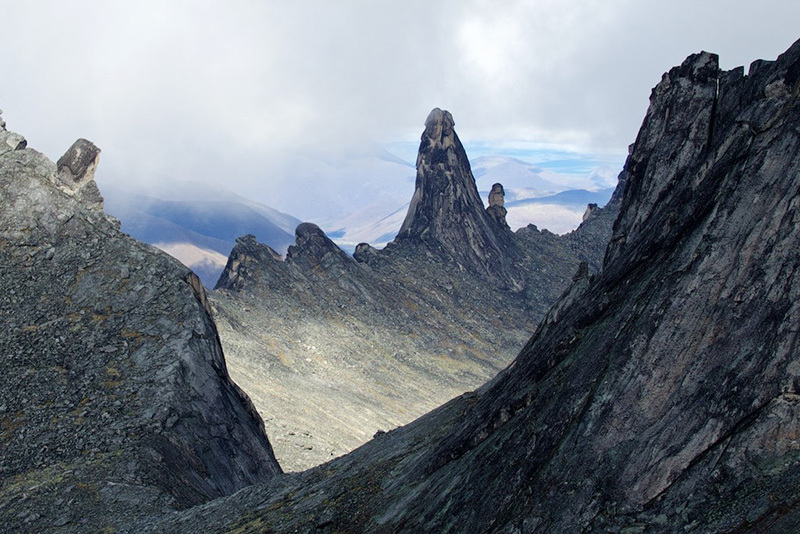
[0, 113, 281, 532]
[149, 38, 800, 531]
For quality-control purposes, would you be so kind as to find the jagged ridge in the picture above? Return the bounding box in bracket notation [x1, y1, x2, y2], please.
[0, 119, 281, 532]
[150, 38, 800, 532]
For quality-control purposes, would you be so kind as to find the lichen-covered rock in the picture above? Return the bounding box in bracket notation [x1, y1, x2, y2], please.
[0, 130, 27, 155]
[0, 124, 281, 532]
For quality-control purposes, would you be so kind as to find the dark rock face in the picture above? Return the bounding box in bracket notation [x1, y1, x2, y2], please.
[397, 108, 523, 290]
[0, 127, 280, 532]
[486, 182, 509, 229]
[150, 39, 800, 533]
[56, 138, 100, 188]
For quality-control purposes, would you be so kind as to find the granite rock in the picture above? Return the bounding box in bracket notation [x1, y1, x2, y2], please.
[148, 38, 800, 533]
[0, 124, 281, 532]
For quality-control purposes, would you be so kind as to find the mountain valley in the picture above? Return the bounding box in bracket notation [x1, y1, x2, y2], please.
[1, 37, 799, 533]
[210, 107, 620, 469]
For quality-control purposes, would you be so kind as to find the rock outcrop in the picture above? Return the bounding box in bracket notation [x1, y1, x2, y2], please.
[0, 109, 27, 154]
[397, 108, 521, 288]
[148, 38, 800, 532]
[0, 123, 281, 532]
[486, 183, 509, 229]
[55, 138, 104, 210]
[214, 234, 282, 291]
[210, 109, 620, 470]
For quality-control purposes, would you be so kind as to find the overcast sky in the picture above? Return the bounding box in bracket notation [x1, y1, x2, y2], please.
[1, 1, 799, 206]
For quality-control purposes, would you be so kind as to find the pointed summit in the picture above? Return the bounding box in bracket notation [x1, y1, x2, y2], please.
[286, 222, 355, 274]
[395, 108, 521, 288]
[398, 108, 487, 240]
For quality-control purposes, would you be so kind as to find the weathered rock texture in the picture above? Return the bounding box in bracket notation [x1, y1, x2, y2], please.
[148, 39, 800, 532]
[397, 108, 523, 289]
[486, 182, 509, 229]
[0, 124, 281, 532]
[54, 138, 105, 210]
[211, 109, 618, 471]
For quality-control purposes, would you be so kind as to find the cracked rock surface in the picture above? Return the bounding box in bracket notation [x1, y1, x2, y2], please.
[148, 39, 800, 532]
[0, 119, 280, 533]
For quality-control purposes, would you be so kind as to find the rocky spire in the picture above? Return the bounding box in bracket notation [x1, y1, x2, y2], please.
[56, 138, 104, 210]
[214, 234, 282, 290]
[0, 109, 27, 154]
[395, 108, 520, 289]
[486, 183, 509, 229]
[397, 108, 486, 240]
[286, 222, 356, 274]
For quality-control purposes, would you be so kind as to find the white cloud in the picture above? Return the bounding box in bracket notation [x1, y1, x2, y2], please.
[1, 0, 798, 214]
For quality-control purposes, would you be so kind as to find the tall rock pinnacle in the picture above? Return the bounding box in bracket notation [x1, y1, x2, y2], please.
[396, 108, 521, 289]
[398, 108, 487, 240]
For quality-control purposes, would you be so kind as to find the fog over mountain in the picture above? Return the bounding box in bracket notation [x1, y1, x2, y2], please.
[3, 36, 799, 533]
[2, 1, 798, 224]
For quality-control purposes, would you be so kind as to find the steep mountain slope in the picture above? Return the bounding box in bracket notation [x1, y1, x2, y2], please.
[211, 108, 620, 470]
[0, 119, 281, 532]
[150, 39, 800, 532]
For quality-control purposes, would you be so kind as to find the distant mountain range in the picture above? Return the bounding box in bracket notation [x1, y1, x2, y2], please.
[101, 181, 300, 286]
[101, 153, 616, 284]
